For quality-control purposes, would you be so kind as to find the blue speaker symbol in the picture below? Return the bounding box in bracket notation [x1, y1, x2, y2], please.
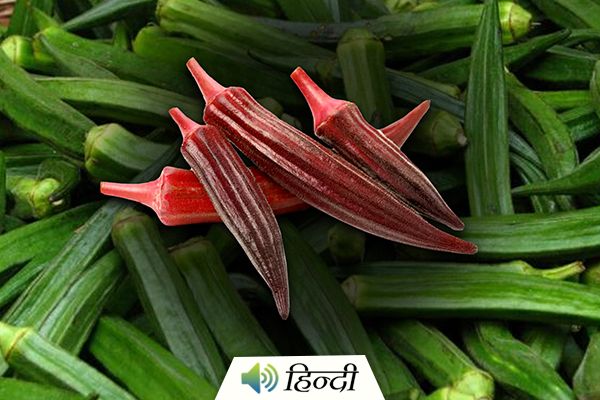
[241, 363, 279, 393]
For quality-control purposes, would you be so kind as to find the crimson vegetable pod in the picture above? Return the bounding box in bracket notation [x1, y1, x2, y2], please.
[187, 58, 476, 255]
[290, 67, 463, 231]
[170, 109, 289, 319]
[100, 167, 308, 225]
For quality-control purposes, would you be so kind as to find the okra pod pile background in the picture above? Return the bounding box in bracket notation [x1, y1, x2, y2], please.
[3, 0, 600, 399]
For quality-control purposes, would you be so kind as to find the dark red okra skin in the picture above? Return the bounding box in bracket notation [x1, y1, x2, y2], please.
[180, 123, 290, 319]
[316, 102, 463, 230]
[201, 87, 476, 255]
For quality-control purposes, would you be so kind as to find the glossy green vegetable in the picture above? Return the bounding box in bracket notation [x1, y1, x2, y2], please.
[524, 46, 599, 87]
[111, 208, 225, 386]
[464, 0, 513, 217]
[0, 378, 86, 400]
[62, 0, 156, 31]
[535, 90, 591, 111]
[404, 109, 466, 157]
[89, 316, 217, 400]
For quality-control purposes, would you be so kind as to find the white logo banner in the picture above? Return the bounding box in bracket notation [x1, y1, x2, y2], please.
[216, 355, 385, 399]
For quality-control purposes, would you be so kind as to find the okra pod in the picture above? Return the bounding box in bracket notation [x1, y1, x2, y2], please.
[280, 219, 389, 394]
[0, 378, 86, 400]
[111, 208, 225, 386]
[328, 222, 366, 265]
[465, 0, 513, 217]
[337, 28, 395, 127]
[524, 46, 598, 88]
[0, 151, 5, 231]
[380, 319, 493, 398]
[343, 271, 600, 324]
[171, 237, 279, 358]
[0, 202, 97, 275]
[34, 77, 202, 126]
[0, 49, 95, 158]
[276, 0, 336, 22]
[573, 332, 600, 400]
[89, 316, 217, 400]
[1, 35, 57, 74]
[0, 322, 135, 399]
[257, 2, 532, 59]
[420, 30, 570, 85]
[404, 109, 466, 157]
[0, 256, 49, 309]
[560, 105, 600, 142]
[62, 0, 155, 31]
[529, 0, 600, 30]
[562, 334, 585, 381]
[206, 223, 242, 267]
[463, 321, 574, 400]
[7, 0, 53, 37]
[221, 0, 282, 18]
[521, 324, 567, 369]
[511, 153, 558, 213]
[535, 90, 591, 111]
[9, 176, 70, 219]
[84, 123, 170, 182]
[3, 143, 61, 167]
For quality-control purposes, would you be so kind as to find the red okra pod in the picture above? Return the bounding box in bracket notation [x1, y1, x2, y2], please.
[100, 167, 308, 226]
[187, 58, 476, 255]
[290, 67, 463, 231]
[170, 109, 289, 319]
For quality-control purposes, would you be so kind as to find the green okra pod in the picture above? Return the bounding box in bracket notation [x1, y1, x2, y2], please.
[573, 332, 600, 400]
[535, 90, 591, 111]
[0, 322, 135, 399]
[205, 223, 242, 268]
[510, 153, 558, 213]
[220, 0, 282, 18]
[465, 0, 513, 217]
[3, 143, 61, 167]
[463, 321, 574, 400]
[62, 0, 156, 31]
[561, 335, 584, 381]
[34, 77, 202, 126]
[337, 28, 395, 127]
[404, 109, 466, 157]
[0, 49, 95, 158]
[327, 222, 366, 265]
[343, 271, 600, 324]
[7, 0, 53, 37]
[84, 123, 170, 183]
[380, 320, 493, 398]
[89, 316, 217, 400]
[170, 237, 279, 359]
[520, 324, 567, 370]
[0, 256, 49, 309]
[529, 0, 600, 30]
[559, 105, 600, 142]
[0, 378, 86, 400]
[420, 30, 570, 86]
[276, 0, 336, 22]
[1, 35, 57, 74]
[111, 209, 225, 386]
[524, 46, 599, 88]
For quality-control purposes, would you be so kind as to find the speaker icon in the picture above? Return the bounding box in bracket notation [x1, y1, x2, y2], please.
[241, 362, 279, 394]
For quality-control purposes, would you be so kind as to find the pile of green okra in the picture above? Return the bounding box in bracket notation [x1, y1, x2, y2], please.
[3, 0, 600, 399]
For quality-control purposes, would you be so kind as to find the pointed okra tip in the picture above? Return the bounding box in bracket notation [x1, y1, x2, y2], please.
[273, 288, 290, 320]
[290, 67, 346, 131]
[186, 58, 226, 104]
[169, 107, 201, 140]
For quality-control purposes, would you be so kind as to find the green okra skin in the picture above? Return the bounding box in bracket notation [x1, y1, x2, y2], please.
[84, 123, 170, 183]
[35, 27, 195, 96]
[62, 0, 156, 31]
[506, 72, 577, 210]
[90, 316, 217, 400]
[510, 153, 558, 213]
[170, 237, 279, 359]
[258, 2, 531, 59]
[0, 378, 86, 400]
[1, 35, 58, 74]
[368, 330, 423, 396]
[205, 223, 242, 268]
[521, 324, 567, 370]
[404, 109, 466, 157]
[3, 215, 27, 232]
[421, 29, 569, 86]
[157, 0, 332, 59]
[465, 0, 513, 217]
[573, 332, 600, 400]
[0, 118, 38, 144]
[535, 90, 591, 111]
[0, 202, 97, 276]
[379, 320, 493, 398]
[35, 250, 125, 353]
[111, 209, 225, 386]
[591, 60, 600, 119]
[458, 205, 600, 260]
[4, 143, 180, 330]
[331, 260, 584, 280]
[529, 0, 600, 30]
[228, 272, 273, 307]
[0, 323, 135, 400]
[31, 7, 60, 31]
[276, 0, 335, 22]
[337, 28, 395, 127]
[561, 334, 585, 381]
[34, 77, 203, 126]
[343, 271, 600, 324]
[3, 143, 61, 167]
[131, 26, 304, 107]
[327, 222, 366, 265]
[559, 105, 600, 142]
[102, 275, 138, 316]
[0, 151, 5, 232]
[37, 158, 80, 202]
[426, 166, 466, 192]
[37, 34, 119, 79]
[220, 0, 282, 18]
[9, 177, 70, 219]
[512, 144, 600, 195]
[112, 22, 130, 50]
[7, 0, 54, 37]
[0, 49, 95, 159]
[279, 219, 389, 395]
[0, 257, 49, 309]
[562, 28, 600, 47]
[463, 321, 574, 400]
[298, 214, 338, 254]
[258, 97, 285, 117]
[523, 46, 599, 88]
